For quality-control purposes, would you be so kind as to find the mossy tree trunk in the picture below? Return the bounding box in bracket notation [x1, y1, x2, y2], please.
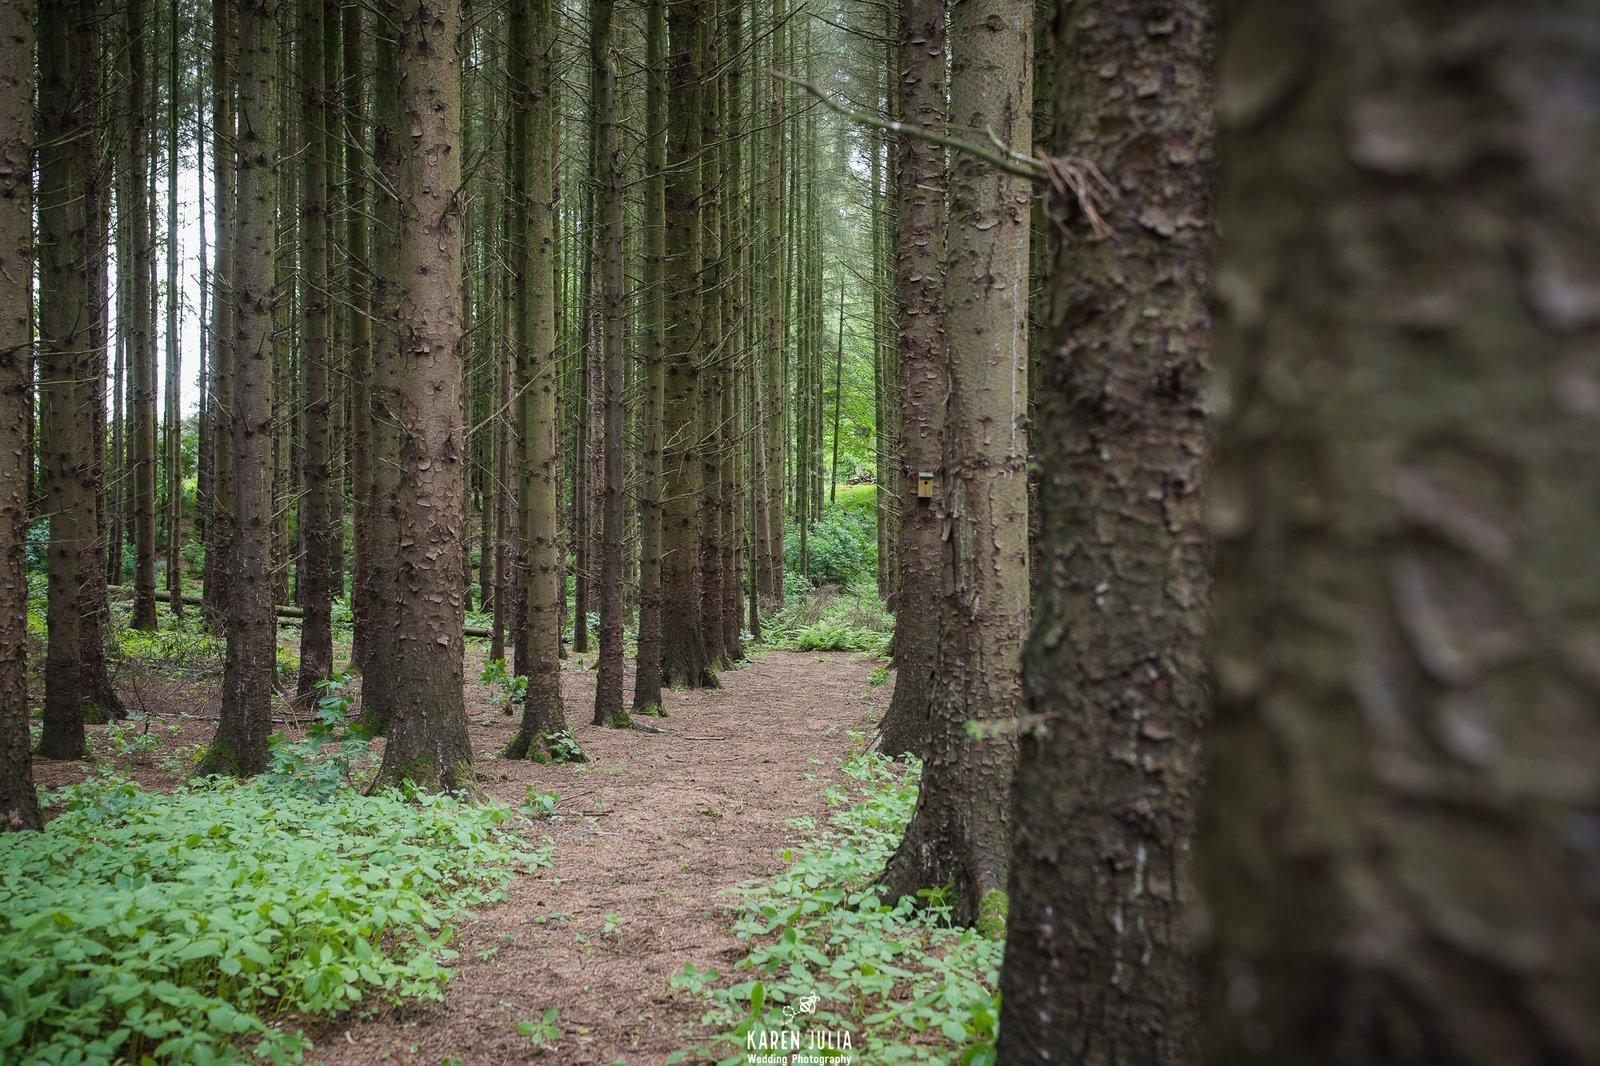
[997, 1, 1217, 1061]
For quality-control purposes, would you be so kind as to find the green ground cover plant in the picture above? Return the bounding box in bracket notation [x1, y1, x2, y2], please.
[762, 581, 893, 655]
[0, 773, 550, 1064]
[668, 749, 1002, 1065]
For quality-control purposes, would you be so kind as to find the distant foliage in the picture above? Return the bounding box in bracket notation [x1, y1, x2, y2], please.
[784, 485, 879, 589]
[764, 581, 892, 655]
[110, 611, 223, 681]
[0, 775, 549, 1064]
[668, 751, 1002, 1065]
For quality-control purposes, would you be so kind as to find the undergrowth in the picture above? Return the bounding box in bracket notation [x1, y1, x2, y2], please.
[0, 774, 550, 1064]
[762, 582, 892, 655]
[784, 485, 879, 588]
[668, 751, 1001, 1065]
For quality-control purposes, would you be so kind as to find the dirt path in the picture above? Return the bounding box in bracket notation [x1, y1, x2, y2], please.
[301, 648, 887, 1066]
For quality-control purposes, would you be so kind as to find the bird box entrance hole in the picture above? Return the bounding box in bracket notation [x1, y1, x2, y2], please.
[917, 472, 935, 501]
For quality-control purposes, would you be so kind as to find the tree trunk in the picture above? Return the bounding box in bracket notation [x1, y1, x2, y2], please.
[360, 0, 402, 729]
[591, 0, 626, 726]
[295, 0, 334, 701]
[660, 0, 713, 689]
[1201, 2, 1600, 1063]
[163, 0, 183, 619]
[507, 0, 569, 757]
[38, 0, 122, 759]
[343, 0, 371, 669]
[698, 5, 726, 671]
[760, 0, 786, 604]
[370, 0, 474, 794]
[996, 2, 1216, 1061]
[876, 0, 946, 761]
[202, 0, 279, 777]
[204, 0, 234, 627]
[128, 0, 158, 631]
[878, 0, 1031, 929]
[0, 0, 39, 830]
[631, 0, 667, 715]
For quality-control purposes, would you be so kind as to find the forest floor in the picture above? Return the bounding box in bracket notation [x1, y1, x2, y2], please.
[31, 634, 890, 1065]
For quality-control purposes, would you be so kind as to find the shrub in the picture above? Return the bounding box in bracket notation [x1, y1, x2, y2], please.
[0, 776, 549, 1064]
[763, 582, 892, 655]
[784, 485, 879, 589]
[110, 613, 223, 682]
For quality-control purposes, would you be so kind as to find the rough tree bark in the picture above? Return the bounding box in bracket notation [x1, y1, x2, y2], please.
[359, 0, 402, 730]
[0, 0, 42, 830]
[370, 0, 474, 793]
[660, 0, 714, 689]
[38, 0, 123, 760]
[876, 0, 946, 760]
[630, 0, 668, 715]
[506, 0, 569, 757]
[127, 0, 157, 631]
[201, 0, 278, 776]
[996, 2, 1217, 1061]
[162, 0, 182, 619]
[203, 0, 234, 628]
[295, 0, 335, 701]
[1200, 2, 1600, 1063]
[878, 0, 1031, 930]
[760, 0, 786, 604]
[343, 0, 372, 668]
[591, 0, 627, 727]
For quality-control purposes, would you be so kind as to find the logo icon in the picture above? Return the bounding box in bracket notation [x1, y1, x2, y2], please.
[781, 994, 819, 1025]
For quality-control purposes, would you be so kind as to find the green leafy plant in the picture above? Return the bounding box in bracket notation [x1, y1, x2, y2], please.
[545, 729, 586, 764]
[666, 752, 1001, 1065]
[763, 582, 892, 655]
[0, 774, 549, 1065]
[520, 786, 560, 819]
[110, 615, 223, 681]
[260, 673, 374, 801]
[101, 712, 166, 765]
[478, 659, 528, 717]
[516, 1007, 562, 1048]
[783, 486, 880, 589]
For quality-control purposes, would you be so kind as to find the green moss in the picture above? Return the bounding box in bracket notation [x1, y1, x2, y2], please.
[389, 756, 444, 791]
[634, 702, 669, 718]
[605, 710, 633, 730]
[81, 702, 108, 726]
[196, 737, 243, 777]
[976, 889, 1009, 941]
